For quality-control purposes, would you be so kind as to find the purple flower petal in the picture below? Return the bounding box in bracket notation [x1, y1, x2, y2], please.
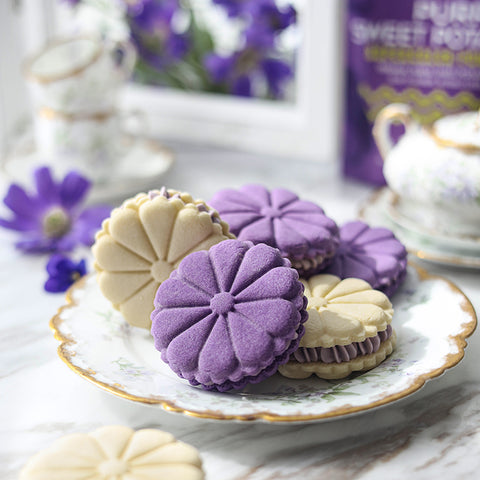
[59, 171, 91, 210]
[0, 216, 37, 232]
[34, 167, 59, 205]
[73, 205, 111, 246]
[204, 53, 235, 83]
[44, 254, 87, 293]
[232, 75, 252, 97]
[261, 58, 292, 98]
[3, 184, 43, 219]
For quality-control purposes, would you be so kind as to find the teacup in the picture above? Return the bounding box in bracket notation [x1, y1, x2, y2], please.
[24, 35, 136, 114]
[34, 107, 144, 181]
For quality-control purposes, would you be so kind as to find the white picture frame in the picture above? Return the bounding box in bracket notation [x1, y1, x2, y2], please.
[3, 0, 342, 163]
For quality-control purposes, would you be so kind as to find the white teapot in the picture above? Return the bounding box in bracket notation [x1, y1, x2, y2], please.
[373, 104, 480, 237]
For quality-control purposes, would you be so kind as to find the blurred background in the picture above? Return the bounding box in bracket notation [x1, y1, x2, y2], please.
[0, 0, 340, 168]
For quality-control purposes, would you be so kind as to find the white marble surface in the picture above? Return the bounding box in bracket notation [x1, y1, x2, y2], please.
[1, 143, 479, 479]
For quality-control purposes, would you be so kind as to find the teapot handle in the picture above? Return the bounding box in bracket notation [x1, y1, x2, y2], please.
[373, 103, 417, 160]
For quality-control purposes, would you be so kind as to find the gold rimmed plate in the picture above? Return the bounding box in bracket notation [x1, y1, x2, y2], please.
[50, 264, 476, 423]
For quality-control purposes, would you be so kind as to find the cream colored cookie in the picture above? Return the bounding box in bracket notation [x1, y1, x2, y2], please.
[279, 331, 396, 379]
[93, 188, 234, 329]
[278, 274, 395, 380]
[20, 425, 204, 480]
[300, 274, 393, 348]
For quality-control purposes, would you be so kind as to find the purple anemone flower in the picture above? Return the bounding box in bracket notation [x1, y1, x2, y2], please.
[0, 167, 111, 253]
[44, 254, 87, 293]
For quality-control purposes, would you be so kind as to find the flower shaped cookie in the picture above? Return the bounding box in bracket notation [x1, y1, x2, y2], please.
[151, 239, 308, 392]
[93, 188, 233, 329]
[279, 274, 395, 379]
[209, 184, 339, 277]
[20, 425, 204, 480]
[323, 221, 407, 297]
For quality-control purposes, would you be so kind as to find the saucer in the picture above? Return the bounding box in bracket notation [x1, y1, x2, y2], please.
[50, 264, 476, 423]
[1, 132, 174, 203]
[360, 188, 480, 269]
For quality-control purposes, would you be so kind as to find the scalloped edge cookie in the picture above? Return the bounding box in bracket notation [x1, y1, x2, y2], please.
[93, 188, 234, 329]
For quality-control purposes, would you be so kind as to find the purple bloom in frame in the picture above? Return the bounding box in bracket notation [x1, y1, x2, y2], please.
[44, 254, 87, 293]
[260, 57, 293, 97]
[126, 0, 177, 32]
[244, 0, 297, 49]
[0, 167, 111, 253]
[127, 0, 190, 69]
[212, 0, 248, 18]
[204, 51, 293, 98]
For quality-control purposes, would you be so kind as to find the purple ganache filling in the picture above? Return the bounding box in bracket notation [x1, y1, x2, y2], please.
[149, 188, 221, 224]
[293, 325, 393, 364]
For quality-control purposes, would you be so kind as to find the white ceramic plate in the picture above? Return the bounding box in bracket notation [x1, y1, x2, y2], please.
[50, 265, 476, 423]
[360, 188, 480, 269]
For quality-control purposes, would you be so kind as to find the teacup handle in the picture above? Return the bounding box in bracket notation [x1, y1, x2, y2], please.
[373, 103, 418, 160]
[111, 39, 137, 80]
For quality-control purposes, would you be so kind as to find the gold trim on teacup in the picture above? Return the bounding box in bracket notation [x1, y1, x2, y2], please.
[39, 107, 115, 122]
[425, 125, 480, 155]
[24, 36, 103, 84]
[49, 264, 477, 423]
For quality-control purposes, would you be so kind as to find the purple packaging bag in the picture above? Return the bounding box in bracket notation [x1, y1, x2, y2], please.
[343, 0, 480, 185]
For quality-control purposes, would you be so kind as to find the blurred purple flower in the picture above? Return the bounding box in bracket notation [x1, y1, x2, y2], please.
[0, 167, 111, 253]
[206, 0, 296, 98]
[126, 0, 177, 33]
[61, 0, 81, 6]
[260, 57, 293, 97]
[44, 254, 87, 293]
[244, 0, 297, 49]
[212, 0, 248, 18]
[127, 0, 189, 69]
[204, 51, 292, 98]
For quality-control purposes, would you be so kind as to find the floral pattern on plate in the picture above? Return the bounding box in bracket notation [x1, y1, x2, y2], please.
[50, 264, 476, 423]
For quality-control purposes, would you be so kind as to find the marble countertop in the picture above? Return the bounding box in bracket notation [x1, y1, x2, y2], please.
[1, 143, 479, 479]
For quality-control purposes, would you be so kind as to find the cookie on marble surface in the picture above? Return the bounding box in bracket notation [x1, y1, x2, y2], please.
[279, 274, 395, 380]
[151, 239, 308, 392]
[209, 184, 339, 278]
[92, 187, 234, 329]
[323, 221, 407, 297]
[20, 425, 204, 480]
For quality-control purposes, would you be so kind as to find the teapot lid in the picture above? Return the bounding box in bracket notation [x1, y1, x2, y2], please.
[430, 111, 480, 152]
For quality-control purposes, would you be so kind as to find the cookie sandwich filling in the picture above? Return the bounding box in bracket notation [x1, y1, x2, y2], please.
[293, 324, 393, 364]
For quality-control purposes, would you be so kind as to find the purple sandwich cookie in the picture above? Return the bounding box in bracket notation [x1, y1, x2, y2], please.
[209, 185, 339, 278]
[323, 221, 407, 297]
[151, 239, 308, 392]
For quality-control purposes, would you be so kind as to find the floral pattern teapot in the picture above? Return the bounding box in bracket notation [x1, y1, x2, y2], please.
[373, 104, 480, 237]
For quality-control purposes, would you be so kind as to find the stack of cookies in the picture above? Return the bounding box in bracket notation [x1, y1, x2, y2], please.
[92, 185, 407, 391]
